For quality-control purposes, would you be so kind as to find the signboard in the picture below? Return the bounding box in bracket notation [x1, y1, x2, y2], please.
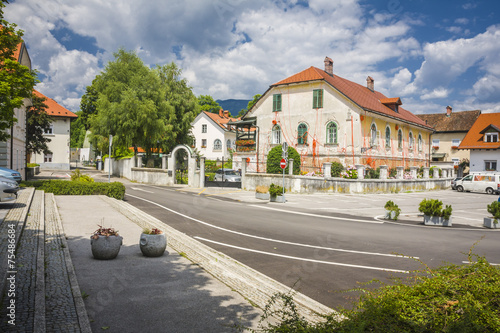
[282, 142, 288, 152]
[280, 158, 287, 169]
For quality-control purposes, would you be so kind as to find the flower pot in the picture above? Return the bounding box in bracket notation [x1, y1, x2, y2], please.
[385, 209, 397, 220]
[423, 215, 452, 227]
[90, 235, 123, 260]
[140, 233, 167, 257]
[483, 217, 499, 229]
[270, 194, 286, 203]
[255, 192, 270, 200]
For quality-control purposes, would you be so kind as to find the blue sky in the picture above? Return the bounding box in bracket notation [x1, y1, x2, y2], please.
[5, 0, 500, 114]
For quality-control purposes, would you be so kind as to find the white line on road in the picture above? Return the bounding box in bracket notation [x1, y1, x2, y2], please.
[250, 205, 383, 224]
[462, 261, 500, 266]
[195, 237, 409, 274]
[130, 187, 154, 193]
[127, 194, 412, 259]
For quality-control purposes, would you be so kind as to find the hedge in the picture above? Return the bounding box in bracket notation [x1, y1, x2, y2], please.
[267, 145, 301, 175]
[21, 180, 125, 200]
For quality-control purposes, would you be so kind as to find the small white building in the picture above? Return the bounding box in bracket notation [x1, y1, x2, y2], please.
[191, 110, 238, 161]
[30, 90, 78, 170]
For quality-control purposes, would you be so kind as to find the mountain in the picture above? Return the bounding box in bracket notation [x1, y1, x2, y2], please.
[216, 99, 250, 117]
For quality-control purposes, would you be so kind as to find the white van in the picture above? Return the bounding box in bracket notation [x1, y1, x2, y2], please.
[455, 173, 500, 195]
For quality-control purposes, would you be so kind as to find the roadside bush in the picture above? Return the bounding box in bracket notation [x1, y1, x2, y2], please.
[252, 253, 500, 332]
[330, 162, 343, 177]
[365, 167, 380, 179]
[71, 169, 94, 182]
[418, 198, 452, 220]
[341, 166, 357, 179]
[21, 180, 125, 200]
[268, 183, 285, 196]
[27, 163, 39, 168]
[487, 201, 500, 222]
[267, 145, 300, 175]
[384, 200, 401, 220]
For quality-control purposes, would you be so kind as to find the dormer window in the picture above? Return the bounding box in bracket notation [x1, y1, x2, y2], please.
[485, 132, 498, 143]
[380, 98, 402, 113]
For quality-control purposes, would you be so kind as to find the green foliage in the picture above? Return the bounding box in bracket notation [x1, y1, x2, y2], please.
[79, 84, 99, 130]
[384, 200, 401, 220]
[266, 145, 301, 175]
[487, 201, 500, 223]
[0, 1, 38, 141]
[429, 166, 442, 178]
[419, 198, 452, 220]
[341, 166, 358, 179]
[197, 95, 221, 114]
[253, 253, 500, 333]
[21, 180, 125, 200]
[27, 163, 39, 168]
[26, 92, 52, 156]
[205, 172, 215, 181]
[330, 162, 343, 177]
[269, 183, 285, 197]
[365, 167, 380, 179]
[70, 113, 87, 148]
[70, 169, 94, 182]
[388, 167, 397, 178]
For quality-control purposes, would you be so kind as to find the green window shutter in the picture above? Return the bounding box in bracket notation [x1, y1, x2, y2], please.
[313, 89, 323, 109]
[298, 123, 308, 144]
[273, 94, 282, 112]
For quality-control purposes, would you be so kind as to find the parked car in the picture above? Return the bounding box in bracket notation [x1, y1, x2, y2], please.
[0, 167, 22, 183]
[214, 169, 241, 182]
[451, 177, 462, 190]
[0, 176, 19, 202]
[455, 173, 500, 194]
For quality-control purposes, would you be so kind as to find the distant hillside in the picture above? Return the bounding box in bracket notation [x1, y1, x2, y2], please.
[216, 99, 250, 117]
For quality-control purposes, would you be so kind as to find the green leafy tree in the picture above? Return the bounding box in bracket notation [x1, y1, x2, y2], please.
[197, 95, 221, 114]
[79, 84, 98, 130]
[238, 94, 261, 117]
[26, 92, 52, 159]
[70, 112, 86, 148]
[0, 0, 38, 141]
[266, 145, 300, 175]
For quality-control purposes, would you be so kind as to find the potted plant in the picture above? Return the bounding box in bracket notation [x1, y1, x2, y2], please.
[90, 225, 123, 260]
[269, 183, 285, 203]
[418, 199, 452, 227]
[384, 200, 401, 220]
[255, 185, 270, 200]
[484, 201, 500, 229]
[140, 228, 167, 257]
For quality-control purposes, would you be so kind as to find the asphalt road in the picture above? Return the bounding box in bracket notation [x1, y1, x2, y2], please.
[122, 183, 500, 310]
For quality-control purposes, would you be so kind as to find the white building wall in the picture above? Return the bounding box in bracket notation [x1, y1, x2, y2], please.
[31, 117, 71, 170]
[191, 113, 236, 161]
[470, 150, 499, 172]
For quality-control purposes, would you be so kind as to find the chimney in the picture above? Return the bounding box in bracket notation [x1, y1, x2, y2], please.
[446, 105, 452, 117]
[219, 109, 223, 117]
[324, 56, 333, 76]
[366, 76, 374, 91]
[224, 110, 229, 118]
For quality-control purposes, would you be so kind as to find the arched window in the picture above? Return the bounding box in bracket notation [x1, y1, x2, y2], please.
[272, 125, 282, 144]
[370, 123, 377, 147]
[398, 129, 403, 149]
[326, 122, 338, 144]
[418, 134, 423, 152]
[408, 132, 414, 149]
[226, 139, 232, 150]
[298, 123, 308, 144]
[214, 139, 222, 150]
[385, 126, 391, 148]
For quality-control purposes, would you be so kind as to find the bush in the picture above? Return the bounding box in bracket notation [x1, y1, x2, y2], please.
[384, 200, 401, 220]
[341, 166, 357, 179]
[255, 185, 268, 194]
[418, 198, 452, 220]
[388, 167, 397, 178]
[27, 163, 39, 168]
[71, 169, 94, 182]
[269, 183, 285, 196]
[21, 180, 125, 200]
[365, 167, 380, 179]
[253, 253, 500, 332]
[429, 166, 442, 178]
[267, 145, 301, 175]
[487, 201, 500, 222]
[330, 162, 343, 177]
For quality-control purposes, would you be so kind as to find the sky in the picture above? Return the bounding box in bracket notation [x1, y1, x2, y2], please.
[4, 0, 500, 115]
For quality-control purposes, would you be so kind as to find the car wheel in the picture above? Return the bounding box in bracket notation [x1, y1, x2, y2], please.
[486, 187, 494, 195]
[456, 185, 464, 192]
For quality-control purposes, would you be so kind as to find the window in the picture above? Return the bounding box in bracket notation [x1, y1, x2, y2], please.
[485, 160, 497, 171]
[398, 129, 403, 149]
[202, 124, 207, 133]
[201, 139, 207, 148]
[44, 153, 53, 163]
[44, 124, 54, 135]
[409, 132, 414, 149]
[313, 89, 323, 109]
[214, 139, 222, 150]
[370, 124, 377, 147]
[432, 139, 440, 147]
[418, 134, 423, 151]
[326, 122, 338, 144]
[298, 123, 308, 144]
[385, 126, 391, 148]
[451, 139, 461, 147]
[485, 133, 498, 142]
[272, 125, 282, 144]
[226, 139, 231, 150]
[273, 94, 282, 112]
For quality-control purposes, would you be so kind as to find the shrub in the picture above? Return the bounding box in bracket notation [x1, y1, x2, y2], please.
[341, 166, 357, 179]
[268, 183, 285, 196]
[71, 169, 94, 182]
[487, 201, 500, 223]
[384, 200, 401, 220]
[388, 167, 397, 178]
[429, 166, 442, 178]
[255, 185, 268, 194]
[266, 145, 301, 175]
[365, 167, 380, 179]
[419, 198, 452, 220]
[21, 180, 125, 200]
[27, 163, 39, 168]
[330, 162, 343, 177]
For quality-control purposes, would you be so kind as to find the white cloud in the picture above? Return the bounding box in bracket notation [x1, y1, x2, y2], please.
[420, 87, 450, 100]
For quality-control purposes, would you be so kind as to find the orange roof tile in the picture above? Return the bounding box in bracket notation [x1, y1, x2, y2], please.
[458, 113, 500, 149]
[33, 90, 78, 118]
[272, 67, 431, 130]
[203, 110, 240, 131]
[380, 97, 402, 105]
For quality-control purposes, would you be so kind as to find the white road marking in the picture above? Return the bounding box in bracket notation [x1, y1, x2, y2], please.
[462, 261, 499, 266]
[127, 194, 411, 259]
[195, 237, 409, 274]
[250, 205, 383, 224]
[130, 187, 154, 193]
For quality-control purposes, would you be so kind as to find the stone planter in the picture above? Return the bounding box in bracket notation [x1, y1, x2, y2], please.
[483, 217, 499, 229]
[423, 215, 452, 227]
[384, 209, 397, 220]
[90, 235, 123, 260]
[255, 192, 270, 200]
[140, 233, 167, 257]
[270, 195, 286, 203]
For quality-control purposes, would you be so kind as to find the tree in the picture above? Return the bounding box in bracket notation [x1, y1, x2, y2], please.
[70, 112, 86, 148]
[79, 84, 98, 130]
[238, 94, 261, 117]
[0, 0, 38, 141]
[197, 95, 221, 114]
[26, 92, 52, 160]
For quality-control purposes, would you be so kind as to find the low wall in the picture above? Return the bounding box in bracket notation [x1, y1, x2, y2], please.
[131, 167, 170, 185]
[104, 157, 135, 179]
[243, 173, 452, 194]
